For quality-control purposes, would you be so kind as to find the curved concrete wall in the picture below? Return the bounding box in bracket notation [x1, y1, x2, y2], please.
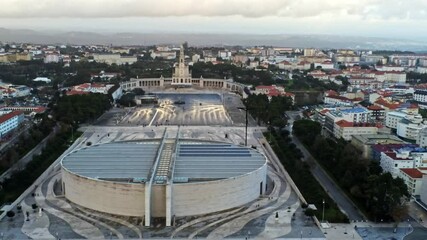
[62, 163, 267, 218]
[172, 164, 267, 217]
[62, 169, 145, 217]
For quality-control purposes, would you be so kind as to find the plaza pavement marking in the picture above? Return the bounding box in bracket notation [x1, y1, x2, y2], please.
[74, 205, 142, 239]
[170, 207, 245, 238]
[257, 201, 300, 239]
[189, 170, 288, 239]
[46, 174, 125, 239]
[148, 109, 159, 126]
[172, 171, 278, 238]
[206, 171, 290, 239]
[34, 175, 104, 239]
[21, 200, 56, 239]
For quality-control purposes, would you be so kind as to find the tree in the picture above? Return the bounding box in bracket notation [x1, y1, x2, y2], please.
[32, 203, 38, 212]
[132, 88, 145, 95]
[292, 120, 321, 145]
[6, 210, 15, 219]
[304, 208, 315, 217]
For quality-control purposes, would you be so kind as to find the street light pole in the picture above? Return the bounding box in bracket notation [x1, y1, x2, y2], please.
[245, 108, 248, 146]
[238, 107, 249, 146]
[322, 199, 325, 223]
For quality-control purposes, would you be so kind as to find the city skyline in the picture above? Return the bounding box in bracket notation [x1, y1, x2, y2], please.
[1, 0, 427, 40]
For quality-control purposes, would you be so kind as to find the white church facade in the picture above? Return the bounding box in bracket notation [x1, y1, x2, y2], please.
[120, 44, 246, 94]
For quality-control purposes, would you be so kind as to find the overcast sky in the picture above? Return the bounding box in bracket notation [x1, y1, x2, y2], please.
[1, 0, 427, 40]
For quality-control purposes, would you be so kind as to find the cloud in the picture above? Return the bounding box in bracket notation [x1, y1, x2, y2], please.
[1, 0, 427, 20]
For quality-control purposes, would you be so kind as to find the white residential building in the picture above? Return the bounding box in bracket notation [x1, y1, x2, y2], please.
[150, 51, 177, 60]
[93, 54, 138, 65]
[385, 111, 408, 129]
[384, 71, 406, 83]
[399, 168, 424, 196]
[324, 107, 371, 136]
[0, 111, 24, 138]
[44, 53, 60, 63]
[380, 150, 418, 177]
[376, 65, 405, 72]
[418, 128, 427, 147]
[218, 51, 232, 60]
[397, 115, 426, 140]
[314, 61, 335, 70]
[334, 120, 378, 141]
[414, 89, 427, 104]
[33, 77, 52, 83]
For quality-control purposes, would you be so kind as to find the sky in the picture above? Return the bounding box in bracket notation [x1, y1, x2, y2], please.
[1, 0, 427, 40]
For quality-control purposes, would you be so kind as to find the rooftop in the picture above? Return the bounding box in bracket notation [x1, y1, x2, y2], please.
[62, 139, 266, 183]
[351, 134, 405, 145]
[340, 107, 369, 114]
[0, 111, 23, 124]
[400, 168, 424, 179]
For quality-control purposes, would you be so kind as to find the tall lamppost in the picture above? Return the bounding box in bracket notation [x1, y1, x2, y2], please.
[238, 107, 249, 146]
[322, 199, 325, 223]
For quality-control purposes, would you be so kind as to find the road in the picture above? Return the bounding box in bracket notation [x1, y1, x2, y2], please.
[0, 121, 31, 153]
[285, 111, 365, 221]
[0, 125, 58, 182]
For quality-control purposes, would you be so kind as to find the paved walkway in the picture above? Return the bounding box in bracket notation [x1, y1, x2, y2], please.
[21, 200, 55, 239]
[257, 201, 300, 239]
[203, 171, 291, 239]
[34, 175, 104, 239]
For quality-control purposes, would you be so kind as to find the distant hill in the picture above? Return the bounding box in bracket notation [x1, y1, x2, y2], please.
[0, 27, 426, 51]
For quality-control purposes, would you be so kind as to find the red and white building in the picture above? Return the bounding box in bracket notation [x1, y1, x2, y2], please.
[253, 85, 295, 104]
[0, 111, 24, 138]
[66, 83, 123, 100]
[399, 168, 425, 196]
[334, 120, 378, 141]
[314, 61, 334, 70]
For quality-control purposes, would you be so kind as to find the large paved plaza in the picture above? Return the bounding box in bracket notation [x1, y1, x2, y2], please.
[0, 126, 325, 239]
[0, 91, 417, 239]
[95, 92, 256, 127]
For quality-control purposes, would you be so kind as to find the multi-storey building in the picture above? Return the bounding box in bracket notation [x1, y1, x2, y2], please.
[0, 111, 24, 138]
[399, 168, 425, 196]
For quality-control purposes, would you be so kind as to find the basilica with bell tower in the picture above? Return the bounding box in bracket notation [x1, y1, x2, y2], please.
[121, 42, 246, 94]
[171, 44, 192, 86]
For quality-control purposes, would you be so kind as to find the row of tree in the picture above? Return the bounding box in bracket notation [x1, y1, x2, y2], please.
[52, 93, 112, 124]
[244, 94, 293, 127]
[0, 93, 112, 207]
[268, 128, 349, 222]
[0, 118, 53, 174]
[293, 120, 410, 222]
[0, 125, 75, 204]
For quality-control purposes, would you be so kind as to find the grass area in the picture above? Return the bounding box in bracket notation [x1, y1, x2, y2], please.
[266, 130, 349, 223]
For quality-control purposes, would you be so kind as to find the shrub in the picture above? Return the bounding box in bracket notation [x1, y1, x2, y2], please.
[6, 210, 15, 218]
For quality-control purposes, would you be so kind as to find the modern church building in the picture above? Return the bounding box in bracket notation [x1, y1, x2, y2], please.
[61, 133, 267, 226]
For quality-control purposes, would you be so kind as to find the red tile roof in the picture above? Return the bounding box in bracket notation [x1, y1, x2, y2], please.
[368, 105, 384, 111]
[326, 95, 351, 101]
[401, 168, 424, 179]
[66, 90, 90, 96]
[325, 90, 338, 96]
[383, 152, 411, 160]
[319, 109, 330, 115]
[256, 85, 277, 90]
[374, 98, 400, 109]
[279, 60, 291, 65]
[335, 120, 353, 128]
[0, 111, 23, 124]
